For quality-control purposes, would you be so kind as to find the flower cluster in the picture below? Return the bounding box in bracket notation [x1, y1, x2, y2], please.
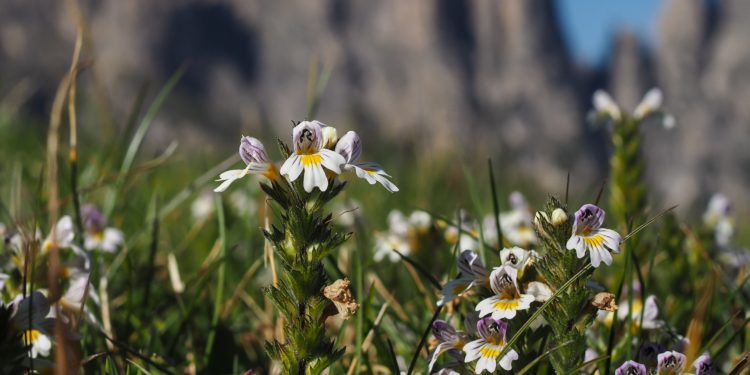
[614, 350, 713, 375]
[0, 209, 112, 367]
[215, 120, 398, 194]
[590, 88, 675, 129]
[373, 209, 432, 263]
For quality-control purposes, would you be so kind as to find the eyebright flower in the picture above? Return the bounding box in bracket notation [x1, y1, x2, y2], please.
[592, 90, 622, 121]
[373, 232, 410, 263]
[615, 360, 647, 375]
[499, 247, 533, 275]
[81, 204, 124, 253]
[657, 351, 686, 375]
[438, 250, 488, 306]
[498, 192, 537, 248]
[618, 295, 662, 330]
[692, 352, 714, 375]
[475, 266, 534, 320]
[24, 329, 52, 358]
[335, 130, 398, 193]
[409, 210, 432, 234]
[566, 204, 622, 267]
[463, 317, 518, 374]
[278, 120, 346, 192]
[428, 320, 468, 373]
[41, 216, 76, 254]
[633, 88, 663, 120]
[215, 136, 277, 192]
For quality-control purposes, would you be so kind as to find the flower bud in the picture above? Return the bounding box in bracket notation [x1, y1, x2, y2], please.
[239, 136, 270, 165]
[321, 126, 338, 149]
[551, 208, 568, 227]
[334, 131, 362, 164]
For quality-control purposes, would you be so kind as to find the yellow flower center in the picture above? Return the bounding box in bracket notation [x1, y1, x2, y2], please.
[479, 345, 501, 359]
[24, 329, 41, 344]
[493, 299, 520, 311]
[582, 234, 605, 247]
[299, 154, 322, 167]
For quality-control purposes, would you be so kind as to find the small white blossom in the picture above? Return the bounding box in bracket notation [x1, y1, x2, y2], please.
[463, 317, 518, 374]
[566, 204, 621, 267]
[475, 266, 534, 320]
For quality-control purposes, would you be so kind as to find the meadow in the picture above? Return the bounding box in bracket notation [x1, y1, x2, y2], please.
[1, 48, 749, 375]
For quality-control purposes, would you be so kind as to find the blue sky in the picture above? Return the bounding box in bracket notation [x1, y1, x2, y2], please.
[556, 0, 664, 65]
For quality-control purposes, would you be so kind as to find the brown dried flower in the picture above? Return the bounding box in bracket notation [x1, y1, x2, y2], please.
[592, 292, 618, 312]
[323, 278, 359, 320]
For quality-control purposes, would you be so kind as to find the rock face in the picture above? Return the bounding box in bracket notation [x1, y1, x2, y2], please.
[0, 0, 748, 211]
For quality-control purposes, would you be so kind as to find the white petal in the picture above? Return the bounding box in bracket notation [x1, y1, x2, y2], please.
[475, 296, 499, 317]
[214, 177, 238, 192]
[373, 172, 399, 192]
[101, 228, 124, 252]
[463, 340, 483, 363]
[281, 155, 304, 182]
[589, 247, 602, 267]
[481, 354, 497, 373]
[499, 349, 518, 370]
[319, 149, 345, 174]
[598, 246, 613, 266]
[303, 165, 316, 192]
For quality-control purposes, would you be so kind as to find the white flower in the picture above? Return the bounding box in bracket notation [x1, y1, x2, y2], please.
[41, 216, 76, 254]
[525, 281, 552, 303]
[81, 204, 124, 253]
[566, 204, 621, 268]
[428, 320, 467, 373]
[633, 88, 663, 120]
[215, 136, 277, 192]
[409, 211, 432, 233]
[618, 295, 662, 330]
[373, 232, 410, 263]
[388, 210, 410, 237]
[500, 210, 537, 248]
[593, 90, 621, 121]
[703, 193, 734, 246]
[191, 192, 215, 221]
[463, 317, 518, 374]
[24, 329, 52, 358]
[499, 247, 532, 274]
[335, 131, 398, 192]
[438, 250, 488, 306]
[279, 121, 346, 193]
[475, 266, 534, 320]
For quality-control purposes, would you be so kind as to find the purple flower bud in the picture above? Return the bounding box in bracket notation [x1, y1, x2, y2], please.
[615, 361, 647, 375]
[239, 136, 270, 165]
[657, 351, 686, 373]
[81, 204, 106, 233]
[693, 353, 714, 375]
[334, 131, 362, 164]
[574, 204, 605, 234]
[431, 320, 458, 343]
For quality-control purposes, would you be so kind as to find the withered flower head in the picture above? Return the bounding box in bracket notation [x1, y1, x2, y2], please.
[592, 292, 618, 312]
[323, 278, 359, 320]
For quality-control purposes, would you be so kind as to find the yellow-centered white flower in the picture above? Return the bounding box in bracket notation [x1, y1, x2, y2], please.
[280, 121, 345, 192]
[475, 266, 534, 320]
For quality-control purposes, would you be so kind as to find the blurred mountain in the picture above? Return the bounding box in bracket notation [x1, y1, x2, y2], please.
[0, 0, 747, 211]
